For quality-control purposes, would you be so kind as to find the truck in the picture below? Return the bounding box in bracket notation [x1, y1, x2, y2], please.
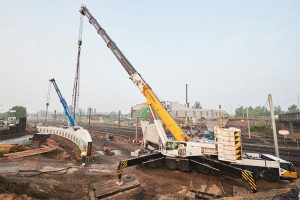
[79, 5, 297, 192]
[7, 117, 17, 127]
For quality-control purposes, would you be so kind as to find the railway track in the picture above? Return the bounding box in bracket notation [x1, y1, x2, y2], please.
[85, 124, 300, 166]
[31, 122, 300, 166]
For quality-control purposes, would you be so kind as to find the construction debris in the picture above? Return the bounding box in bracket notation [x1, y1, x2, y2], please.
[273, 185, 300, 200]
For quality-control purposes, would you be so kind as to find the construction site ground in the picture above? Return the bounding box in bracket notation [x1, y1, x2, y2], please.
[0, 131, 299, 200]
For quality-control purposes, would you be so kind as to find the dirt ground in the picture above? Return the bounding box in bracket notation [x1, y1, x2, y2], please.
[0, 132, 299, 200]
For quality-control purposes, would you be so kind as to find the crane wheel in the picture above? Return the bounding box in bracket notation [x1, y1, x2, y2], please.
[178, 160, 189, 171]
[197, 164, 211, 174]
[262, 169, 278, 182]
[166, 159, 177, 170]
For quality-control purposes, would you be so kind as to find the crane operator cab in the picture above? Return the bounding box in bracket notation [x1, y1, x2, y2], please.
[165, 141, 179, 150]
[279, 162, 297, 179]
[163, 141, 187, 157]
[260, 154, 298, 180]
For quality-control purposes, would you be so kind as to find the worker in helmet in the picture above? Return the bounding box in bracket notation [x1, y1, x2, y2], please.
[81, 149, 87, 165]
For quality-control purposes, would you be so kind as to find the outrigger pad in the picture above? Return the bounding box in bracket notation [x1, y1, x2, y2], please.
[91, 174, 140, 199]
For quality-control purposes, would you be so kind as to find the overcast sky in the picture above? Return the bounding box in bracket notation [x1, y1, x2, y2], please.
[0, 0, 299, 114]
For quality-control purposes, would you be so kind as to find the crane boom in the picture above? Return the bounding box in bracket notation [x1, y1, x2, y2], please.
[80, 5, 189, 142]
[49, 78, 77, 127]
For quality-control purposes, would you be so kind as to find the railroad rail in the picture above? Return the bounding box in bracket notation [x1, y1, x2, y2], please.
[86, 124, 300, 167]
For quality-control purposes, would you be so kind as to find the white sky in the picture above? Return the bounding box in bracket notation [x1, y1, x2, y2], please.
[0, 0, 299, 114]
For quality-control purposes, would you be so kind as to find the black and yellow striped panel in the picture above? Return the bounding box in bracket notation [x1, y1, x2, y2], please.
[234, 131, 242, 160]
[117, 161, 128, 175]
[242, 170, 257, 192]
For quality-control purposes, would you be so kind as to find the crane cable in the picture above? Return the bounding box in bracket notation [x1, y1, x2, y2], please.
[72, 14, 83, 120]
[45, 81, 52, 125]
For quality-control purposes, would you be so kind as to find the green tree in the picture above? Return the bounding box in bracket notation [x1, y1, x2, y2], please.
[192, 101, 202, 109]
[274, 105, 283, 115]
[235, 106, 246, 118]
[7, 106, 27, 119]
[235, 105, 276, 117]
[287, 104, 300, 113]
[250, 106, 270, 116]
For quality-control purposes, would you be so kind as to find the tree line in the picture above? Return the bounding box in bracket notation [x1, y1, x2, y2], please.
[0, 106, 27, 120]
[235, 104, 300, 117]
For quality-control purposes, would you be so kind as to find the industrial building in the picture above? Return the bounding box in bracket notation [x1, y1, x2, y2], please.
[131, 101, 229, 130]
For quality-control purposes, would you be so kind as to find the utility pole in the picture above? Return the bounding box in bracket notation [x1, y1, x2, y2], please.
[88, 107, 91, 130]
[185, 84, 189, 124]
[186, 84, 189, 108]
[79, 111, 81, 126]
[135, 117, 139, 143]
[247, 107, 251, 139]
[54, 110, 57, 125]
[268, 94, 279, 157]
[118, 110, 121, 133]
[0, 105, 3, 118]
[219, 105, 222, 128]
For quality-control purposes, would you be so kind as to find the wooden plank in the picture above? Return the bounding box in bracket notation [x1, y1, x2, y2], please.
[4, 146, 58, 159]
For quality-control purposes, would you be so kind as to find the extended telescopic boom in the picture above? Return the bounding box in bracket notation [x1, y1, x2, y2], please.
[80, 5, 189, 141]
[50, 78, 77, 127]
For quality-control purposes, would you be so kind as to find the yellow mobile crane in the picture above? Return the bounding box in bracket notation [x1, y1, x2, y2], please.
[80, 5, 257, 192]
[80, 5, 298, 192]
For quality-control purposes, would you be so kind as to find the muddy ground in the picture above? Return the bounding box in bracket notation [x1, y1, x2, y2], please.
[0, 132, 299, 200]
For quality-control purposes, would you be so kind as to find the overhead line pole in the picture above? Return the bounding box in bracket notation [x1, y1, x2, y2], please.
[268, 94, 279, 157]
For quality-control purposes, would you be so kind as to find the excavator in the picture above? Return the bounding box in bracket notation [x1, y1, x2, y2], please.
[79, 5, 298, 192]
